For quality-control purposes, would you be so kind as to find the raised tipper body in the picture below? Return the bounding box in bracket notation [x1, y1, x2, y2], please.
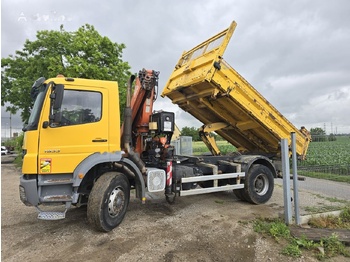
[162, 21, 311, 159]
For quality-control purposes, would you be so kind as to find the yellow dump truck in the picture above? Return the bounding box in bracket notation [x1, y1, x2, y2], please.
[19, 21, 310, 232]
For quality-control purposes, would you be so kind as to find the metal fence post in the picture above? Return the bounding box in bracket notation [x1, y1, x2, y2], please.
[281, 138, 292, 225]
[291, 132, 301, 225]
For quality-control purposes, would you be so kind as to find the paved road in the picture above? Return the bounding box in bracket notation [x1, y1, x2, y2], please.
[275, 176, 350, 201]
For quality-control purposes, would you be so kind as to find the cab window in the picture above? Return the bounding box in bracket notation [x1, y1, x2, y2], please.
[59, 90, 102, 126]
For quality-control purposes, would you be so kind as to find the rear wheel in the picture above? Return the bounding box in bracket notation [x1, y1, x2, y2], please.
[87, 172, 130, 232]
[239, 164, 274, 204]
[233, 188, 248, 201]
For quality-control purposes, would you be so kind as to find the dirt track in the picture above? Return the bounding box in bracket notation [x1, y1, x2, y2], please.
[0, 162, 327, 261]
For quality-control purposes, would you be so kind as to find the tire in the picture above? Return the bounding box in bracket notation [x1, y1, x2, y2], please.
[233, 188, 248, 201]
[87, 172, 130, 232]
[241, 164, 274, 205]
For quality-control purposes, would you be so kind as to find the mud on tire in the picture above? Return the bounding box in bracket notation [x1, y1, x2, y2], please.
[235, 164, 274, 204]
[87, 172, 130, 232]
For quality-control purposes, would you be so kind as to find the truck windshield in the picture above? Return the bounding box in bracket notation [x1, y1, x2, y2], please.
[23, 83, 49, 131]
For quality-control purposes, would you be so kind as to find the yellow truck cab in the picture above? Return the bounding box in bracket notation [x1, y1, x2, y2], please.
[20, 76, 148, 231]
[22, 77, 121, 175]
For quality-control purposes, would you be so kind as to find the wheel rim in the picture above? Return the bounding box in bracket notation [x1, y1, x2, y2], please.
[108, 187, 125, 218]
[254, 174, 269, 196]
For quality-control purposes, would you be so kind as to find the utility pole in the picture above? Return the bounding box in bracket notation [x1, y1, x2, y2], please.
[9, 113, 12, 138]
[331, 122, 333, 134]
[1, 113, 12, 138]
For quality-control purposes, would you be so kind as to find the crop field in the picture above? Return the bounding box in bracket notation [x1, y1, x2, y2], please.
[298, 136, 350, 179]
[192, 140, 236, 155]
[301, 136, 350, 166]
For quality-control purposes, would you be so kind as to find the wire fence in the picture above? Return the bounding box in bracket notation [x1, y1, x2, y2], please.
[297, 164, 350, 176]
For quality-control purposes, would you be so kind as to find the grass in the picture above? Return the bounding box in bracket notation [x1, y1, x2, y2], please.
[253, 206, 350, 260]
[298, 171, 350, 183]
[304, 205, 344, 214]
[14, 154, 23, 167]
[304, 194, 350, 214]
[308, 205, 350, 229]
[192, 140, 236, 155]
[313, 194, 350, 204]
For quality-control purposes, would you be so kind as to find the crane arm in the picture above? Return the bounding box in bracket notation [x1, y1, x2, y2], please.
[129, 69, 160, 154]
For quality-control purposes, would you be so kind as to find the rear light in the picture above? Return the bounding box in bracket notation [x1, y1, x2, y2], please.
[147, 168, 166, 192]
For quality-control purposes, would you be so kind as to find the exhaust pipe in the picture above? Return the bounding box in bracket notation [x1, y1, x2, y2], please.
[123, 75, 146, 174]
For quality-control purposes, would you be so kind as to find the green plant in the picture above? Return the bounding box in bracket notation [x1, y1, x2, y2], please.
[15, 133, 24, 153]
[269, 222, 290, 240]
[253, 218, 290, 241]
[320, 234, 350, 258]
[282, 243, 302, 257]
[340, 206, 350, 223]
[16, 133, 25, 166]
[253, 217, 350, 260]
[293, 235, 317, 250]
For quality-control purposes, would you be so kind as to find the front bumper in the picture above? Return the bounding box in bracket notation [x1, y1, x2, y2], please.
[19, 175, 39, 206]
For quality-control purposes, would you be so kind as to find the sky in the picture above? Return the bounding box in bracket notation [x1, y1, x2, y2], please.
[2, 0, 350, 136]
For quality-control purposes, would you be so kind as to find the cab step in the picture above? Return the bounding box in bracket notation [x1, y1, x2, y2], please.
[36, 207, 67, 220]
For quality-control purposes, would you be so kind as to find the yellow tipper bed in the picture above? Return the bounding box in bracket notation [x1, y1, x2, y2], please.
[162, 21, 310, 158]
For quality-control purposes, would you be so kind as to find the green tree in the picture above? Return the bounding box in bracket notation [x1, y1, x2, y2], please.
[1, 24, 131, 123]
[328, 133, 337, 142]
[181, 126, 200, 141]
[310, 127, 326, 135]
[310, 127, 326, 142]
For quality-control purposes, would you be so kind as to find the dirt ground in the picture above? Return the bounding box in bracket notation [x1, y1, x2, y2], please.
[1, 161, 346, 262]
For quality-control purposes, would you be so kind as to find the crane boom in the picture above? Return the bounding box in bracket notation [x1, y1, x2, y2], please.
[121, 69, 160, 154]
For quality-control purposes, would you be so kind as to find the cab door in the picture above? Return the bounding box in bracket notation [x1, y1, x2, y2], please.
[38, 84, 109, 174]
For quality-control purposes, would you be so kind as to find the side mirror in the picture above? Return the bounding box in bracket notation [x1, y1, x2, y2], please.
[51, 84, 64, 110]
[49, 84, 64, 126]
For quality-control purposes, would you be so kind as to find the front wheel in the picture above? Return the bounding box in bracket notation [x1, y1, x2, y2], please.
[87, 172, 130, 232]
[240, 164, 274, 204]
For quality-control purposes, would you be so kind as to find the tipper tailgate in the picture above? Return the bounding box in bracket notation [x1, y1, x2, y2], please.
[162, 21, 310, 158]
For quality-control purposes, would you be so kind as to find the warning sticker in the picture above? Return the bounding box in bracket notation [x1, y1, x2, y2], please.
[40, 158, 52, 173]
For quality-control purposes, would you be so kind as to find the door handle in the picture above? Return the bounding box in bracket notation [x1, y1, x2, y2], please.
[92, 138, 107, 142]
